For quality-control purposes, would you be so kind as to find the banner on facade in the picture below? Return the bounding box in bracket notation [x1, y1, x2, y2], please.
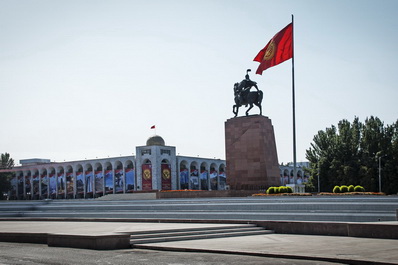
[179, 168, 189, 189]
[25, 176, 31, 194]
[200, 170, 208, 190]
[125, 168, 135, 192]
[85, 171, 93, 194]
[190, 169, 199, 190]
[66, 172, 74, 195]
[57, 173, 65, 195]
[210, 170, 218, 190]
[115, 169, 124, 193]
[33, 174, 39, 196]
[142, 164, 152, 191]
[49, 174, 56, 195]
[161, 164, 171, 190]
[95, 171, 103, 194]
[76, 172, 84, 194]
[219, 170, 226, 190]
[105, 170, 113, 194]
[40, 173, 48, 196]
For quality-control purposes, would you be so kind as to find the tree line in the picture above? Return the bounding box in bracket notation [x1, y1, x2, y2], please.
[306, 116, 398, 194]
[0, 153, 14, 199]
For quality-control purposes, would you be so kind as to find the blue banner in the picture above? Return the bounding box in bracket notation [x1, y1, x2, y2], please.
[125, 168, 135, 192]
[105, 170, 113, 194]
[115, 169, 124, 193]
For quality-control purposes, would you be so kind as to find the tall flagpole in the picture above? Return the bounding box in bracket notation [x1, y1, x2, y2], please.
[291, 14, 297, 185]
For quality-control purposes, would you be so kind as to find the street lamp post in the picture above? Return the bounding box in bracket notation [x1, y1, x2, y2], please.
[378, 155, 386, 193]
[317, 166, 320, 193]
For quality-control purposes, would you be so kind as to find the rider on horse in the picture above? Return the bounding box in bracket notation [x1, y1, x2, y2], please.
[236, 69, 259, 106]
[232, 69, 263, 117]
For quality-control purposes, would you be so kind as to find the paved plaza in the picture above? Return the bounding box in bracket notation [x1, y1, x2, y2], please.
[0, 221, 397, 264]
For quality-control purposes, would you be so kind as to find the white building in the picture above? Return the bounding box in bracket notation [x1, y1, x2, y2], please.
[6, 135, 227, 200]
[279, 162, 309, 186]
[4, 135, 309, 200]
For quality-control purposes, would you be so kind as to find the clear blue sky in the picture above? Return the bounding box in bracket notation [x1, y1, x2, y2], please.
[1, 0, 397, 165]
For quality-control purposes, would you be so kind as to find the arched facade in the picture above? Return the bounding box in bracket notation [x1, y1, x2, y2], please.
[9, 157, 137, 200]
[279, 164, 309, 186]
[3, 135, 313, 200]
[177, 156, 226, 191]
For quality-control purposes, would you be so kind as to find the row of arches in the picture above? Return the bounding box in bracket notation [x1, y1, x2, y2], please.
[279, 168, 309, 185]
[11, 159, 136, 200]
[8, 157, 228, 200]
[178, 160, 226, 191]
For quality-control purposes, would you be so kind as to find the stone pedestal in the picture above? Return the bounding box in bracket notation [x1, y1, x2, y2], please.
[225, 115, 279, 190]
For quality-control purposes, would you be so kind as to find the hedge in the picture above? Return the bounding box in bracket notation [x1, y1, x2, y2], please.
[333, 185, 365, 193]
[267, 186, 293, 194]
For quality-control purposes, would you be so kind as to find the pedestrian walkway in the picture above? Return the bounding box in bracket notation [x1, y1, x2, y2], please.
[0, 221, 397, 264]
[136, 232, 398, 265]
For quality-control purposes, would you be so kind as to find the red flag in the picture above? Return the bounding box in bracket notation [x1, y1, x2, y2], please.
[254, 23, 293, 75]
[150, 125, 155, 129]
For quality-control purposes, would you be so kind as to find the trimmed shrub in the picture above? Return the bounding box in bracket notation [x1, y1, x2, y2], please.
[274, 187, 280, 194]
[286, 186, 293, 193]
[340, 185, 349, 193]
[267, 187, 275, 194]
[333, 186, 341, 193]
[279, 186, 287, 193]
[354, 185, 365, 192]
[348, 185, 355, 192]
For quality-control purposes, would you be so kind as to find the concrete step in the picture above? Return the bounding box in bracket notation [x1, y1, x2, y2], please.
[130, 225, 273, 245]
[1, 197, 397, 222]
[130, 224, 253, 235]
[13, 200, 390, 212]
[1, 210, 396, 222]
[2, 202, 396, 213]
[130, 226, 264, 239]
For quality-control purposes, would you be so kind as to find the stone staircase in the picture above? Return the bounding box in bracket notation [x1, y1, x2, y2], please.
[1, 196, 397, 222]
[130, 224, 272, 245]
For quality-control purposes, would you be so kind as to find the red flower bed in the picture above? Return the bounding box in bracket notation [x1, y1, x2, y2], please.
[318, 192, 386, 196]
[160, 189, 203, 192]
[252, 193, 312, 196]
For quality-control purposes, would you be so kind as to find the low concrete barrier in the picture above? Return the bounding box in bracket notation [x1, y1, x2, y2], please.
[347, 223, 398, 239]
[47, 233, 131, 250]
[256, 221, 348, 236]
[0, 232, 48, 244]
[0, 230, 131, 250]
[255, 221, 398, 239]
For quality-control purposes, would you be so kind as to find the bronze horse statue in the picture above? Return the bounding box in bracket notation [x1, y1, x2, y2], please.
[233, 80, 263, 117]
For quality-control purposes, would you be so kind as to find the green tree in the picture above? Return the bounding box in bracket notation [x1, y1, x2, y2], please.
[306, 117, 398, 194]
[0, 153, 15, 199]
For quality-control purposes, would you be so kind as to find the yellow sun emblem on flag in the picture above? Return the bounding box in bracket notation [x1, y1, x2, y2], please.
[162, 169, 171, 180]
[143, 169, 151, 180]
[264, 41, 276, 61]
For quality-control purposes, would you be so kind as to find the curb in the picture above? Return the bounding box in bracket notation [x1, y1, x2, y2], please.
[1, 217, 397, 239]
[133, 244, 397, 265]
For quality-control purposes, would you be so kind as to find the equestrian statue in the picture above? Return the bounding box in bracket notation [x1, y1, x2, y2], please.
[233, 69, 263, 117]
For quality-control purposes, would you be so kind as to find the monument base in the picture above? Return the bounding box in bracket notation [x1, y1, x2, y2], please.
[225, 115, 280, 190]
